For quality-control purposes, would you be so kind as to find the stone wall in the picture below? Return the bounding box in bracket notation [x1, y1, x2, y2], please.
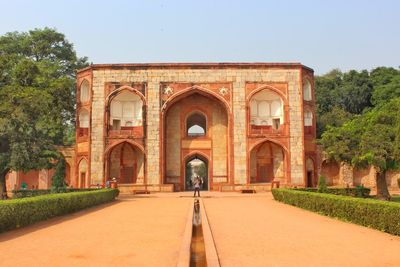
[166, 105, 181, 179]
[212, 101, 228, 178]
[90, 71, 106, 184]
[272, 144, 284, 180]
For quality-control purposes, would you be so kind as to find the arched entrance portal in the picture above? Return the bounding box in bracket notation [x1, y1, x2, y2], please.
[163, 88, 230, 191]
[185, 155, 208, 191]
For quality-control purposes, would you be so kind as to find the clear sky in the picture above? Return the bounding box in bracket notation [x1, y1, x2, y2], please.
[0, 0, 399, 74]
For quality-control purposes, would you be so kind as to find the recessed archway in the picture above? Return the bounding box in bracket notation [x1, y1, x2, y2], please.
[249, 89, 285, 131]
[162, 87, 231, 191]
[78, 158, 88, 188]
[107, 142, 144, 184]
[249, 140, 286, 184]
[306, 157, 315, 187]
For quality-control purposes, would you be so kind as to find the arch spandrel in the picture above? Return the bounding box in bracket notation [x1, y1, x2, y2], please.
[161, 84, 232, 114]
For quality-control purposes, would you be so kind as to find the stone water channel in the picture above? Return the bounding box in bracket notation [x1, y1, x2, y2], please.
[190, 199, 207, 267]
[178, 197, 220, 267]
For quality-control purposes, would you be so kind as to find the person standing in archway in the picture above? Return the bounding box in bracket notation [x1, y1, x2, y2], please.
[193, 176, 201, 197]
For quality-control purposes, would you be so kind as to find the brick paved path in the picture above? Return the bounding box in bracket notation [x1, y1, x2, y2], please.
[203, 193, 400, 267]
[1, 192, 400, 267]
[0, 195, 191, 267]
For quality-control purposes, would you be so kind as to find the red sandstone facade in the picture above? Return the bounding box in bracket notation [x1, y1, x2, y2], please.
[72, 63, 317, 193]
[7, 63, 322, 193]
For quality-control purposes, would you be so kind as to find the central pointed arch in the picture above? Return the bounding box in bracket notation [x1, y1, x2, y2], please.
[160, 85, 233, 191]
[162, 85, 231, 114]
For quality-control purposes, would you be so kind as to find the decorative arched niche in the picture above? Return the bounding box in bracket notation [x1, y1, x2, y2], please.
[80, 79, 90, 103]
[305, 157, 315, 187]
[304, 110, 313, 126]
[250, 89, 284, 130]
[303, 79, 312, 101]
[109, 91, 143, 130]
[304, 109, 314, 135]
[78, 158, 88, 188]
[78, 109, 89, 137]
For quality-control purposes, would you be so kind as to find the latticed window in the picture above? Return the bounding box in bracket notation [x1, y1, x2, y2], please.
[304, 110, 313, 126]
[79, 109, 89, 128]
[303, 79, 312, 101]
[250, 90, 283, 126]
[110, 91, 143, 129]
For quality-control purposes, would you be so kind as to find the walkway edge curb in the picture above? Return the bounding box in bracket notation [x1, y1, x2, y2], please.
[200, 198, 221, 267]
[177, 200, 194, 267]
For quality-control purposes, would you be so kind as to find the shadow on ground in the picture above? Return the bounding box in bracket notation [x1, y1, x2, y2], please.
[0, 199, 123, 242]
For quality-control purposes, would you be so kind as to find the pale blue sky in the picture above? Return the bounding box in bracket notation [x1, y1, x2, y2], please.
[0, 0, 399, 74]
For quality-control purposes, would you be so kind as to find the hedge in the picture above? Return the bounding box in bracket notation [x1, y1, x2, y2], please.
[294, 187, 371, 198]
[0, 189, 119, 233]
[272, 188, 400, 236]
[12, 188, 101, 199]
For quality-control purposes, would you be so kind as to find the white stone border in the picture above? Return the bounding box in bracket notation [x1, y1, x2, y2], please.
[200, 198, 221, 267]
[177, 200, 194, 267]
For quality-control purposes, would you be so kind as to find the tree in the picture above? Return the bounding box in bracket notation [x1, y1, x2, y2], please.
[370, 67, 400, 106]
[51, 156, 67, 192]
[339, 70, 373, 114]
[0, 28, 88, 199]
[316, 107, 354, 138]
[197, 162, 207, 179]
[321, 98, 400, 200]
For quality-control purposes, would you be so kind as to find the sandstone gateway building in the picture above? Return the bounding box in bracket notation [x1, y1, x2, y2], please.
[71, 63, 316, 193]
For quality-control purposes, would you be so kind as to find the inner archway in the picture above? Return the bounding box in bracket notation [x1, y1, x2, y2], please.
[187, 112, 206, 137]
[163, 89, 230, 191]
[306, 157, 315, 187]
[185, 155, 208, 191]
[249, 141, 286, 183]
[107, 142, 144, 184]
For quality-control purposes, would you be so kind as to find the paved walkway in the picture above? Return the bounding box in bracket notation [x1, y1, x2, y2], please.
[1, 192, 400, 267]
[0, 194, 192, 267]
[203, 193, 400, 267]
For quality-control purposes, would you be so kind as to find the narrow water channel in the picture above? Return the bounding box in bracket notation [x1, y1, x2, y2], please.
[190, 199, 207, 267]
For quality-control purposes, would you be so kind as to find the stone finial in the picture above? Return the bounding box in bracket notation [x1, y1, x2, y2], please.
[163, 86, 174, 96]
[219, 87, 229, 96]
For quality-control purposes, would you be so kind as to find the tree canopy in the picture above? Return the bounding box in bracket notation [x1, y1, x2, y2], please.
[318, 67, 400, 200]
[0, 28, 88, 198]
[315, 67, 400, 138]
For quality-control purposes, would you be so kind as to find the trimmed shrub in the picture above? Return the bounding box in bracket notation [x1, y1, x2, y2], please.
[295, 186, 370, 198]
[0, 189, 119, 233]
[12, 189, 51, 198]
[272, 188, 400, 236]
[12, 188, 101, 199]
[317, 176, 327, 193]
